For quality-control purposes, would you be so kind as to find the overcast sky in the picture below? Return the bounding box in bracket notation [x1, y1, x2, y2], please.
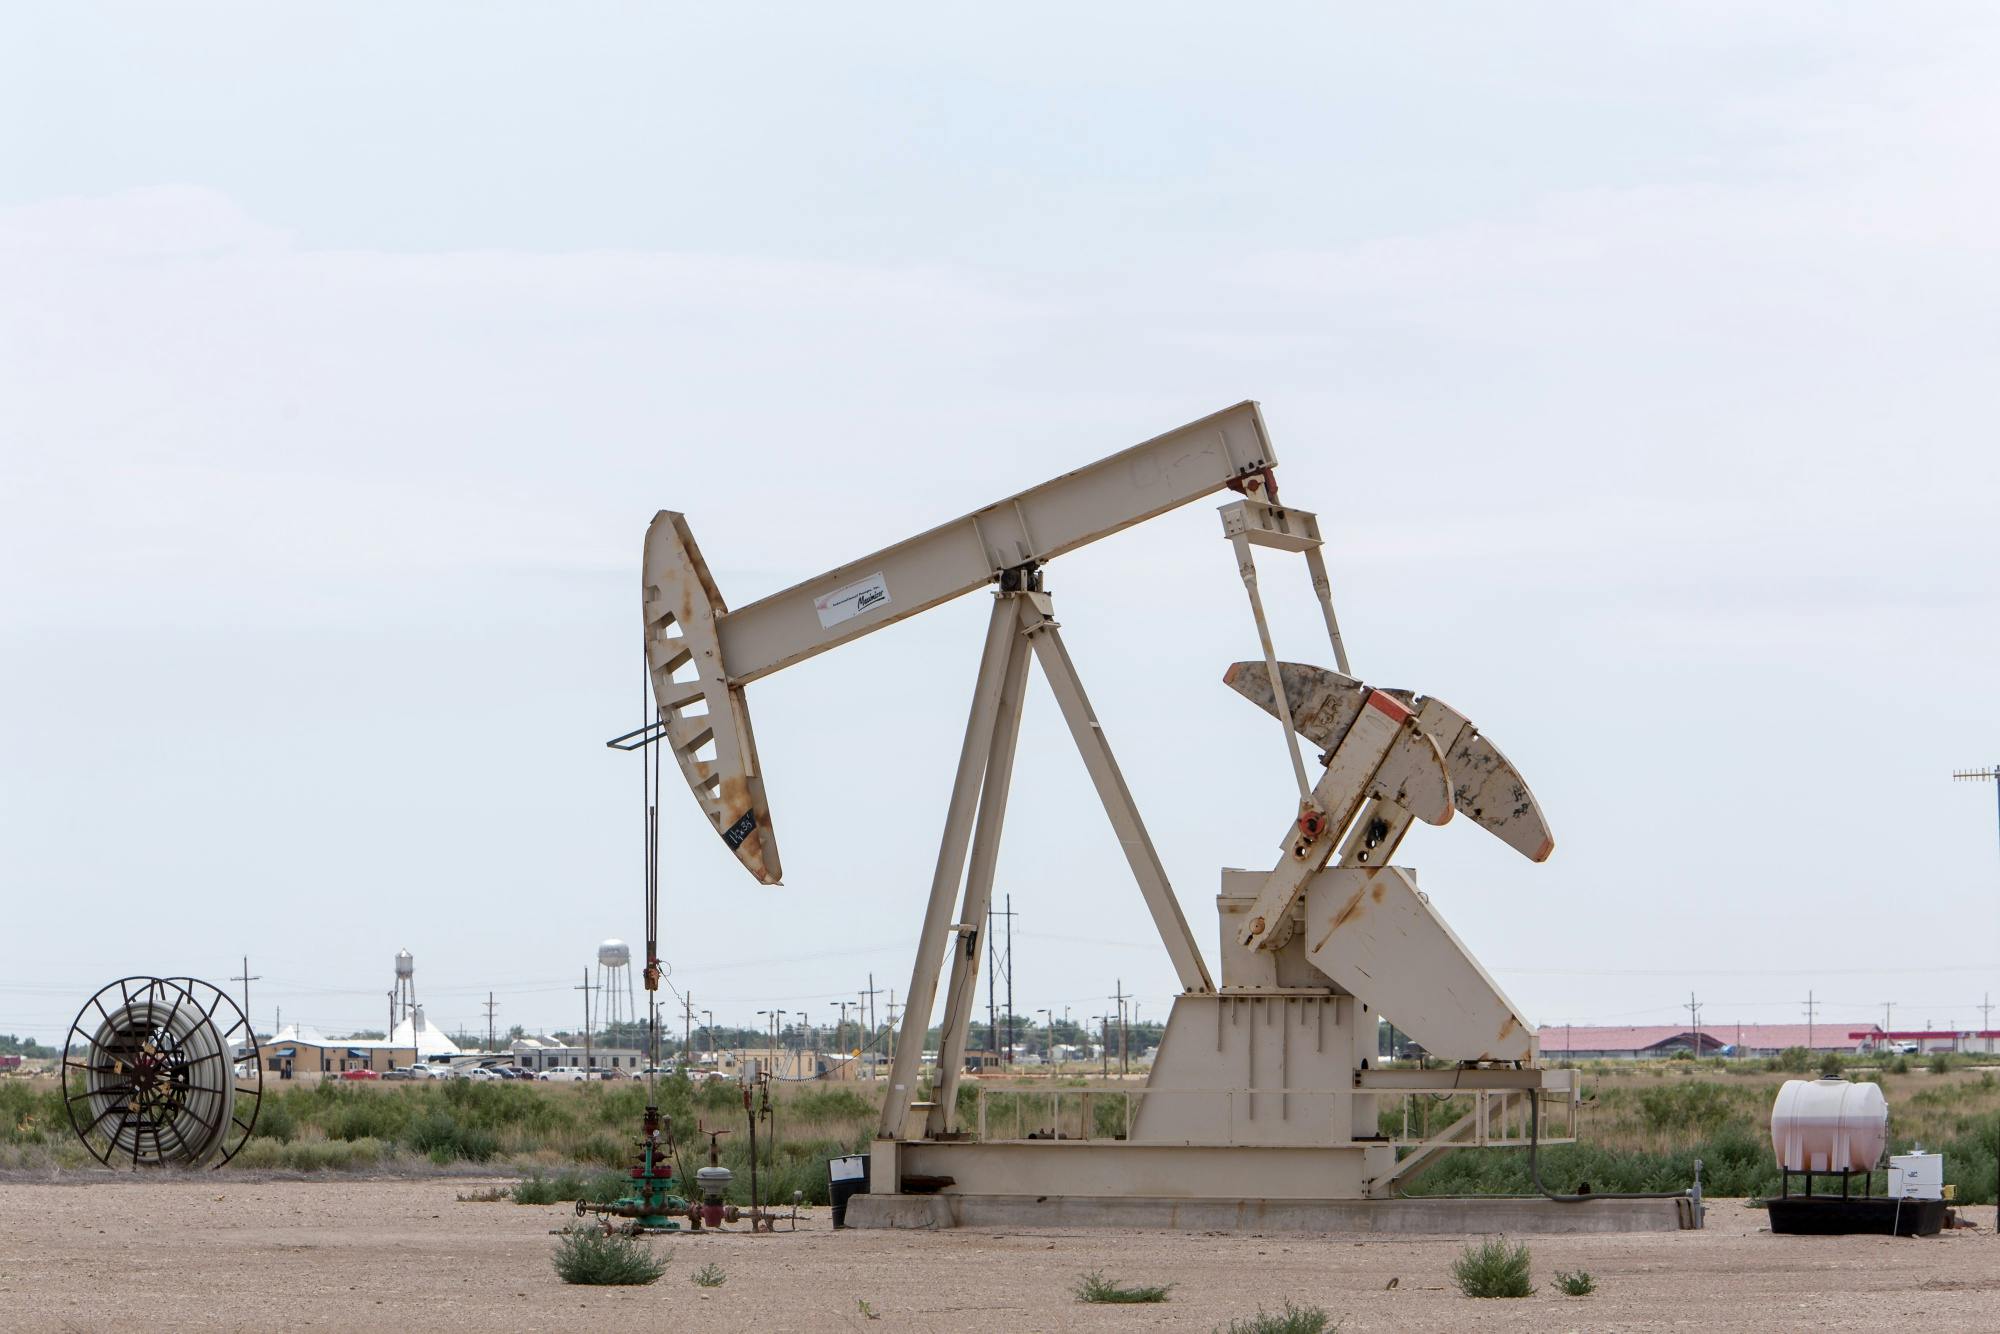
[4, 4, 1997, 1047]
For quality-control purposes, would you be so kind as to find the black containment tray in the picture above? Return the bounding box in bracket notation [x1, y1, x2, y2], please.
[1766, 1196, 1945, 1236]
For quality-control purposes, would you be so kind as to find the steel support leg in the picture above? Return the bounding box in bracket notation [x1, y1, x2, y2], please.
[930, 613, 1034, 1134]
[878, 595, 1023, 1141]
[1022, 594, 1215, 994]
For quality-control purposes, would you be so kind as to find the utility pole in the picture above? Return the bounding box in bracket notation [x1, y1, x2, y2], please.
[996, 892, 1024, 1072]
[1099, 1015, 1110, 1077]
[887, 992, 900, 1058]
[387, 990, 395, 1039]
[230, 957, 260, 1037]
[682, 994, 696, 1065]
[1040, 1008, 1055, 1066]
[484, 992, 498, 1053]
[702, 1010, 714, 1061]
[1883, 1001, 1895, 1043]
[574, 971, 597, 1071]
[985, 917, 998, 1064]
[1685, 991, 1701, 1053]
[1111, 979, 1130, 1076]
[859, 975, 884, 1077]
[1804, 990, 1817, 1051]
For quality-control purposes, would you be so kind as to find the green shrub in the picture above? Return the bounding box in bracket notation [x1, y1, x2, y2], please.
[1215, 1300, 1336, 1333]
[692, 1262, 726, 1288]
[252, 1098, 298, 1143]
[1891, 1056, 1911, 1075]
[550, 1225, 666, 1285]
[1450, 1238, 1533, 1298]
[0, 1083, 68, 1145]
[788, 1088, 874, 1122]
[232, 1136, 387, 1171]
[1076, 1271, 1173, 1303]
[1635, 1083, 1734, 1135]
[1776, 1047, 1812, 1074]
[513, 1168, 628, 1205]
[1818, 1052, 1844, 1078]
[572, 1132, 630, 1167]
[1929, 1052, 1953, 1075]
[1555, 1269, 1596, 1296]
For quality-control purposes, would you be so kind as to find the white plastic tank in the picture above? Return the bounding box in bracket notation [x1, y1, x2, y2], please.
[1770, 1077, 1888, 1173]
[598, 938, 631, 968]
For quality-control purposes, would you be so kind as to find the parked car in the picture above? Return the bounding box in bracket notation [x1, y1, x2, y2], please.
[382, 1068, 415, 1081]
[466, 1066, 503, 1081]
[338, 1068, 381, 1081]
[538, 1067, 588, 1082]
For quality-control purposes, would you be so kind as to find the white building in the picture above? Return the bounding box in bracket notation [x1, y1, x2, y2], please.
[509, 1035, 645, 1072]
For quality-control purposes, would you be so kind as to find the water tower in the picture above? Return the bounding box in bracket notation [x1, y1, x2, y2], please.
[392, 948, 417, 1028]
[596, 939, 636, 1035]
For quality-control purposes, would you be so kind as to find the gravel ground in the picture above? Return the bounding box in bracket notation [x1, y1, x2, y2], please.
[0, 1178, 1993, 1331]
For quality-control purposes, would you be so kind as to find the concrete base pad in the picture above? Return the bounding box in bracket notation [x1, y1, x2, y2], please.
[845, 1193, 1699, 1233]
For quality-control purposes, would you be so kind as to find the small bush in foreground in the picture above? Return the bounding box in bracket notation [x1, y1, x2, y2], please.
[1076, 1270, 1173, 1303]
[692, 1262, 726, 1288]
[1451, 1238, 1533, 1299]
[551, 1226, 667, 1286]
[1555, 1269, 1596, 1296]
[1216, 1299, 1337, 1333]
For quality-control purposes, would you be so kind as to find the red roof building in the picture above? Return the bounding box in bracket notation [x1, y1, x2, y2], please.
[1534, 1023, 1884, 1058]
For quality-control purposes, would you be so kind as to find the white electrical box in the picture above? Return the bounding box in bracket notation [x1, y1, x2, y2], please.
[1887, 1150, 1944, 1200]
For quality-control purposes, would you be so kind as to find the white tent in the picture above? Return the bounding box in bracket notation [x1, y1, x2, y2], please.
[390, 1005, 461, 1059]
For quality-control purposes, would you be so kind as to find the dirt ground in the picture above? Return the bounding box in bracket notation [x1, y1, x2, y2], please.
[0, 1179, 1994, 1332]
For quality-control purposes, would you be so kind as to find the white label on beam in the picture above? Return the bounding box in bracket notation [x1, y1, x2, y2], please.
[813, 572, 892, 629]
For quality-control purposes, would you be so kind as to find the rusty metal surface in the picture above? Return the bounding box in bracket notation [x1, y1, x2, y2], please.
[1232, 690, 1451, 954]
[1224, 660, 1554, 863]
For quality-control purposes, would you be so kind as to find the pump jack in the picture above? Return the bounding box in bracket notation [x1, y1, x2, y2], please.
[633, 402, 1613, 1228]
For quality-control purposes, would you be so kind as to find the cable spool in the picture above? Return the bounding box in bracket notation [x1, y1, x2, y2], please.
[61, 976, 263, 1169]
